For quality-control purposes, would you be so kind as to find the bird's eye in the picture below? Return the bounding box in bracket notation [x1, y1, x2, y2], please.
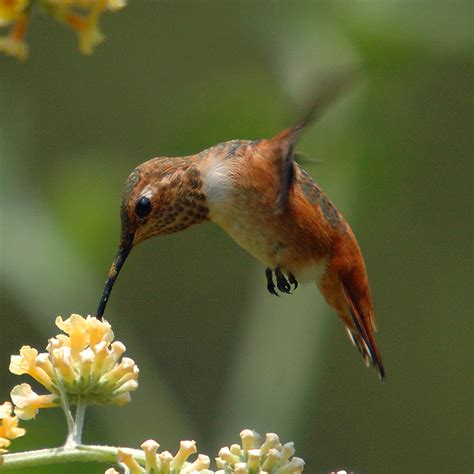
[135, 196, 152, 218]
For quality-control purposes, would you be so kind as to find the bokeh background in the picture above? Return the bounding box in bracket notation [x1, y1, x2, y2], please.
[0, 1, 472, 473]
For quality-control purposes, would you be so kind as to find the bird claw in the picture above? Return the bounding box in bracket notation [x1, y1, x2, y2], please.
[265, 268, 279, 296]
[288, 272, 298, 290]
[265, 267, 298, 296]
[275, 267, 292, 293]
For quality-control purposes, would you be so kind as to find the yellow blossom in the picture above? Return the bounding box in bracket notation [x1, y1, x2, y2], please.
[0, 0, 126, 60]
[215, 430, 305, 474]
[10, 384, 58, 420]
[106, 0, 126, 11]
[110, 439, 212, 474]
[10, 314, 139, 419]
[105, 431, 302, 473]
[0, 33, 26, 58]
[52, 0, 107, 55]
[0, 401, 26, 454]
[0, 0, 29, 26]
[170, 440, 197, 471]
[159, 450, 173, 472]
[141, 439, 160, 472]
[182, 454, 211, 473]
[117, 448, 143, 474]
[55, 314, 114, 356]
[76, 17, 104, 54]
[0, 9, 28, 60]
[44, 0, 126, 10]
[9, 346, 54, 391]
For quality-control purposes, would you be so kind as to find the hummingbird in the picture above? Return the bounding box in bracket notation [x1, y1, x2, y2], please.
[96, 73, 385, 380]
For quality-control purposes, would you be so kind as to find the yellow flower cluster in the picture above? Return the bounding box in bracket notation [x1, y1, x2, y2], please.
[215, 430, 305, 474]
[106, 440, 213, 474]
[103, 430, 304, 473]
[0, 0, 126, 60]
[9, 314, 139, 420]
[0, 401, 26, 455]
[0, 0, 28, 26]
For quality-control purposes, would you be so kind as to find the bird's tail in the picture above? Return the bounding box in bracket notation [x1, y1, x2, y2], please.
[340, 280, 385, 381]
[318, 249, 385, 380]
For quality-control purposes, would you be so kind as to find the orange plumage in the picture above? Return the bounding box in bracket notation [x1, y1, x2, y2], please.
[97, 72, 385, 379]
[200, 132, 384, 379]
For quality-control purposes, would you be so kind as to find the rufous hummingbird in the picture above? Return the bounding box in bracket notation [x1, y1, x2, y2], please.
[96, 73, 385, 380]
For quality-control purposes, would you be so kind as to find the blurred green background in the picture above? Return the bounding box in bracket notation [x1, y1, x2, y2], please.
[0, 1, 472, 473]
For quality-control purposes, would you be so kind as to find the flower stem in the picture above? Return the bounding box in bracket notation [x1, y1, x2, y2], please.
[73, 401, 87, 445]
[59, 392, 75, 447]
[0, 445, 146, 471]
[52, 360, 76, 446]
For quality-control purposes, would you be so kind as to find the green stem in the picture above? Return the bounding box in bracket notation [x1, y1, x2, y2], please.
[0, 444, 146, 471]
[64, 401, 87, 447]
[53, 363, 75, 444]
[73, 402, 87, 445]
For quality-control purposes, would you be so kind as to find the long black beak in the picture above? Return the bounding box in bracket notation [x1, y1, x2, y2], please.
[96, 234, 133, 319]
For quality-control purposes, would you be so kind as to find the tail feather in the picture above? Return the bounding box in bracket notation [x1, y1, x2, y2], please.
[341, 282, 385, 380]
[318, 263, 385, 380]
[345, 327, 371, 367]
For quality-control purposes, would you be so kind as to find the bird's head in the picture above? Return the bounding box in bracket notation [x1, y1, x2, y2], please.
[96, 156, 209, 318]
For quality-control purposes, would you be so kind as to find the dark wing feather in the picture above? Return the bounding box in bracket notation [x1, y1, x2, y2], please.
[271, 68, 361, 212]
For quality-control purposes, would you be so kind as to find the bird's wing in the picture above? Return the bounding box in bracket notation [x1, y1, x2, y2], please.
[270, 68, 360, 213]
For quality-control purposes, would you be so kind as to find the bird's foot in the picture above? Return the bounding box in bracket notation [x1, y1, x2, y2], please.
[265, 268, 279, 296]
[288, 272, 298, 290]
[275, 267, 292, 293]
[265, 267, 299, 296]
